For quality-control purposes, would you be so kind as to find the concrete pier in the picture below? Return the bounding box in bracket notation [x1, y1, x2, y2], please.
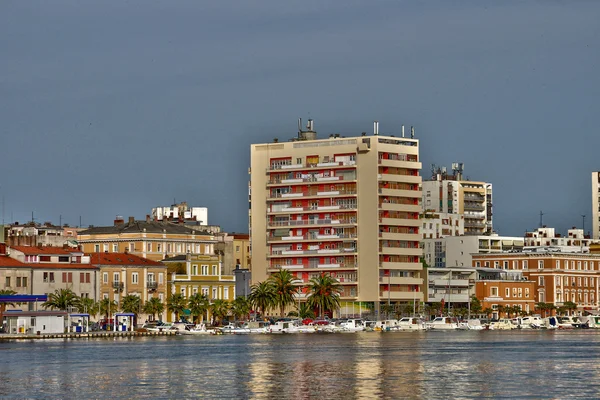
[0, 330, 177, 341]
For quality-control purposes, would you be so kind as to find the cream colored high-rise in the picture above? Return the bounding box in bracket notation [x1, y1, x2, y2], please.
[249, 122, 423, 316]
[593, 172, 600, 240]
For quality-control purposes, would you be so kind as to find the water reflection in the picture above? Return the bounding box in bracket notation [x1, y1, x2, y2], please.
[2, 331, 600, 398]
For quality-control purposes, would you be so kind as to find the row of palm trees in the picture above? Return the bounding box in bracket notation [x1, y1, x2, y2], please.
[248, 270, 342, 318]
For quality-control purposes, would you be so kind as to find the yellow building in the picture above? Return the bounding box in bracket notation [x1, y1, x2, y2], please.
[231, 233, 251, 270]
[77, 217, 218, 261]
[163, 254, 235, 322]
[91, 252, 168, 321]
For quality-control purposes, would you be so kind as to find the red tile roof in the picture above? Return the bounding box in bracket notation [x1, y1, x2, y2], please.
[10, 246, 82, 255]
[30, 263, 96, 270]
[0, 256, 29, 267]
[89, 253, 164, 266]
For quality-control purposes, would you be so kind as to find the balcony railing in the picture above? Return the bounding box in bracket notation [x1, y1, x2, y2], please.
[113, 282, 124, 292]
[270, 248, 357, 256]
[268, 219, 357, 227]
[267, 175, 356, 186]
[269, 263, 358, 270]
[268, 233, 357, 241]
[268, 189, 357, 199]
[147, 281, 158, 291]
[269, 204, 357, 213]
[267, 160, 356, 172]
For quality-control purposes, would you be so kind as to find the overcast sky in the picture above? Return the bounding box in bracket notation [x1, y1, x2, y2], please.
[1, 1, 599, 236]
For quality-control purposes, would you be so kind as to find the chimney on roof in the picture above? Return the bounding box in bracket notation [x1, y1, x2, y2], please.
[128, 216, 135, 224]
[146, 215, 151, 222]
[114, 216, 124, 226]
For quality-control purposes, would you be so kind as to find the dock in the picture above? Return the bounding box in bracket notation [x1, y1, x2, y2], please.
[0, 330, 178, 341]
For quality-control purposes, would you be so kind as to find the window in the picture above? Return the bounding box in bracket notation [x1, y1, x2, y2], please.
[103, 244, 108, 252]
[201, 288, 209, 296]
[80, 272, 85, 283]
[130, 242, 135, 252]
[491, 287, 498, 296]
[113, 244, 118, 252]
[505, 288, 510, 297]
[5, 277, 10, 287]
[538, 276, 545, 286]
[212, 266, 217, 275]
[555, 276, 561, 286]
[236, 246, 240, 252]
[523, 260, 528, 270]
[503, 261, 509, 270]
[591, 277, 595, 287]
[212, 288, 218, 299]
[224, 287, 229, 299]
[513, 261, 518, 270]
[159, 293, 164, 302]
[58, 256, 69, 263]
[86, 273, 90, 283]
[147, 243, 152, 252]
[94, 244, 100, 252]
[578, 277, 582, 286]
[201, 265, 209, 275]
[158, 273, 164, 284]
[585, 277, 589, 287]
[103, 293, 109, 299]
[157, 244, 162, 252]
[193, 265, 198, 275]
[518, 288, 522, 298]
[556, 260, 560, 269]
[181, 288, 186, 298]
[147, 273, 155, 283]
[475, 261, 481, 268]
[538, 260, 544, 269]
[592, 261, 595, 271]
[132, 273, 139, 284]
[62, 272, 73, 283]
[525, 288, 530, 298]
[585, 261, 588, 271]
[16, 277, 21, 287]
[578, 261, 582, 271]
[113, 272, 120, 283]
[494, 261, 499, 269]
[512, 288, 517, 297]
[103, 272, 108, 284]
[193, 287, 198, 295]
[176, 244, 182, 253]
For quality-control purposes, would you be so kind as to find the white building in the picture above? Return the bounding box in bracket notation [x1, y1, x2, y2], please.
[423, 235, 524, 268]
[421, 212, 464, 239]
[525, 226, 592, 252]
[426, 267, 476, 304]
[422, 164, 493, 235]
[593, 172, 600, 240]
[152, 202, 208, 225]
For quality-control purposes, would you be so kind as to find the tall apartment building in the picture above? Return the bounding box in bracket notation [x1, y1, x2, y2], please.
[593, 172, 600, 240]
[422, 164, 493, 235]
[250, 120, 423, 315]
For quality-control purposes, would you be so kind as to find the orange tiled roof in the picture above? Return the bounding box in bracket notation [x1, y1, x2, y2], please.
[89, 253, 164, 266]
[0, 256, 29, 267]
[10, 246, 82, 255]
[30, 263, 97, 270]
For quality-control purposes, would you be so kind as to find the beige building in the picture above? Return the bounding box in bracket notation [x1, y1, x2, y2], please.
[593, 172, 600, 240]
[91, 252, 167, 321]
[249, 120, 423, 314]
[77, 217, 218, 261]
[422, 164, 493, 235]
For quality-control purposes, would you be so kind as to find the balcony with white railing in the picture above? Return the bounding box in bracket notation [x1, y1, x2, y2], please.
[378, 188, 422, 198]
[267, 218, 357, 228]
[378, 158, 422, 170]
[268, 263, 358, 271]
[267, 160, 357, 173]
[267, 175, 356, 186]
[267, 189, 358, 201]
[269, 248, 356, 257]
[268, 205, 357, 214]
[379, 246, 422, 256]
[377, 173, 421, 184]
[379, 276, 423, 285]
[267, 233, 357, 242]
[379, 261, 422, 270]
[379, 291, 424, 301]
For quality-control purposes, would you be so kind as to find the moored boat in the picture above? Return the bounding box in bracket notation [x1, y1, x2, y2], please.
[396, 317, 428, 331]
[427, 317, 459, 330]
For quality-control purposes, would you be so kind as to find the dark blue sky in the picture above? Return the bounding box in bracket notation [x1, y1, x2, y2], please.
[1, 1, 599, 236]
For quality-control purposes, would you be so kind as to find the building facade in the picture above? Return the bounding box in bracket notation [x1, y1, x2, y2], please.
[422, 165, 493, 235]
[77, 218, 218, 262]
[593, 172, 600, 241]
[525, 226, 592, 251]
[425, 267, 476, 305]
[90, 253, 167, 321]
[250, 121, 423, 314]
[473, 252, 600, 313]
[421, 212, 464, 239]
[475, 268, 536, 319]
[163, 254, 235, 322]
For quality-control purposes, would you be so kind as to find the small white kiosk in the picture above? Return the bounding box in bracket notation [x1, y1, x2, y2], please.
[113, 313, 135, 332]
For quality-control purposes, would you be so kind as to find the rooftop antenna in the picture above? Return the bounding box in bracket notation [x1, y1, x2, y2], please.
[401, 125, 405, 138]
[410, 126, 415, 138]
[539, 211, 544, 228]
[373, 121, 379, 135]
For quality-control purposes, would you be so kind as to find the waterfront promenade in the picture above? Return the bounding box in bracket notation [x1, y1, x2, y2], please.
[0, 330, 176, 340]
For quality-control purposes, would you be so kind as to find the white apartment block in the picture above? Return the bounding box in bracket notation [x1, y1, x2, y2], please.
[250, 120, 424, 312]
[423, 235, 524, 269]
[421, 212, 465, 239]
[422, 166, 493, 236]
[525, 226, 592, 252]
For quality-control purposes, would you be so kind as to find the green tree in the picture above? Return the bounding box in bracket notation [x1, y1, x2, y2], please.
[99, 298, 118, 320]
[210, 299, 230, 325]
[42, 289, 78, 311]
[269, 269, 299, 318]
[563, 301, 578, 316]
[536, 302, 549, 317]
[381, 303, 395, 319]
[75, 297, 98, 319]
[167, 293, 187, 322]
[121, 294, 142, 317]
[188, 293, 210, 323]
[296, 302, 315, 319]
[429, 302, 443, 318]
[470, 295, 482, 316]
[143, 297, 164, 321]
[0, 289, 17, 324]
[482, 307, 494, 320]
[248, 280, 277, 317]
[307, 273, 342, 318]
[231, 296, 251, 321]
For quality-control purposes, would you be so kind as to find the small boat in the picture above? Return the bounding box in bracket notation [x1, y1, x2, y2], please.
[179, 323, 212, 335]
[556, 316, 582, 329]
[374, 319, 399, 332]
[427, 317, 459, 330]
[511, 316, 542, 329]
[269, 320, 300, 334]
[457, 319, 484, 330]
[145, 322, 178, 332]
[487, 319, 514, 330]
[231, 321, 270, 334]
[396, 317, 428, 331]
[542, 316, 559, 329]
[339, 319, 365, 332]
[579, 315, 600, 329]
[219, 323, 238, 334]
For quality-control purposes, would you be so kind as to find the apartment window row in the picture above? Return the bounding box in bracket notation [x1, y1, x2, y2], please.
[492, 286, 529, 298]
[102, 272, 163, 284]
[5, 276, 28, 288]
[476, 259, 599, 271]
[94, 242, 211, 254]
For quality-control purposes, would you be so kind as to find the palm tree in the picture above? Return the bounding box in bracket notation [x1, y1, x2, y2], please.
[188, 293, 210, 323]
[210, 299, 230, 325]
[121, 294, 142, 317]
[482, 307, 494, 320]
[0, 289, 17, 325]
[381, 303, 395, 319]
[536, 302, 549, 317]
[269, 269, 299, 318]
[307, 273, 342, 318]
[248, 280, 276, 318]
[167, 293, 187, 322]
[143, 297, 164, 321]
[99, 298, 118, 321]
[296, 302, 315, 319]
[470, 295, 483, 316]
[75, 297, 98, 319]
[563, 301, 578, 316]
[42, 289, 78, 311]
[231, 296, 251, 321]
